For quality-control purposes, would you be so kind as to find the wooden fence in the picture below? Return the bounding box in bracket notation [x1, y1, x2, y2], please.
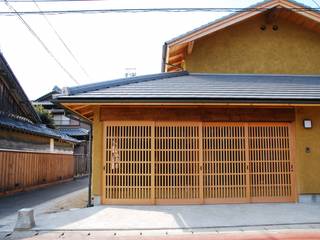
[74, 154, 89, 176]
[0, 150, 74, 195]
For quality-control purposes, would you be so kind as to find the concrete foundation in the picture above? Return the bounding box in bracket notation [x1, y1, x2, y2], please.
[299, 194, 320, 203]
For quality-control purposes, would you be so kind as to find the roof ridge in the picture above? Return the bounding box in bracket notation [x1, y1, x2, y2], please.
[64, 71, 189, 96]
[0, 52, 41, 123]
[165, 0, 319, 45]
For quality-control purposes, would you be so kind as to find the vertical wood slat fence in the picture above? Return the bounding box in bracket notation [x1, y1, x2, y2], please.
[102, 122, 295, 205]
[74, 154, 89, 176]
[0, 150, 74, 195]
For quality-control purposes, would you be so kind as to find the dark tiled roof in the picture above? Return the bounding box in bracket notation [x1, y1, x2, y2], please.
[0, 52, 41, 123]
[64, 71, 187, 96]
[56, 72, 320, 103]
[0, 113, 80, 143]
[57, 128, 89, 137]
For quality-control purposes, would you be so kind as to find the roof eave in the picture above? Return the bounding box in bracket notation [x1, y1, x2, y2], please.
[55, 97, 320, 105]
[165, 0, 320, 47]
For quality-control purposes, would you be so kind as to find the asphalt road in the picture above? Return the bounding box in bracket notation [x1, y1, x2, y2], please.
[0, 177, 88, 219]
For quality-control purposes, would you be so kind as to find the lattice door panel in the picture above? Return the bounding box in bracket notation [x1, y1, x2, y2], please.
[103, 122, 153, 204]
[248, 123, 295, 202]
[202, 123, 249, 203]
[154, 122, 202, 204]
[103, 121, 295, 205]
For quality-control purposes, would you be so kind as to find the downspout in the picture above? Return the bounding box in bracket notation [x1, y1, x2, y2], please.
[87, 126, 94, 207]
[161, 43, 168, 72]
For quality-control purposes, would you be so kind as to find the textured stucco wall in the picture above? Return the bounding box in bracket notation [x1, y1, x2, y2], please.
[295, 107, 320, 194]
[185, 14, 320, 74]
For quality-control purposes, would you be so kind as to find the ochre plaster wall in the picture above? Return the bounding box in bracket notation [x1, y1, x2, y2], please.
[185, 14, 320, 74]
[295, 107, 320, 194]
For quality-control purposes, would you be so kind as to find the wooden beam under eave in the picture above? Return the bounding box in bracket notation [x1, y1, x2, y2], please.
[167, 66, 180, 72]
[169, 53, 185, 62]
[187, 41, 194, 55]
[61, 104, 93, 123]
[77, 106, 94, 116]
[71, 105, 89, 111]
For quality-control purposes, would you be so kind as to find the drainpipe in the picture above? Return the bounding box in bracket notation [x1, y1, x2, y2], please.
[87, 127, 94, 207]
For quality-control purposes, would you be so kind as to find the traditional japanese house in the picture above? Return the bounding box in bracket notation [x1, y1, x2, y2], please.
[55, 0, 320, 204]
[0, 52, 79, 195]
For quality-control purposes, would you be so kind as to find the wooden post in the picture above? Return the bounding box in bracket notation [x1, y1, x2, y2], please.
[199, 122, 204, 203]
[151, 122, 155, 204]
[244, 123, 251, 202]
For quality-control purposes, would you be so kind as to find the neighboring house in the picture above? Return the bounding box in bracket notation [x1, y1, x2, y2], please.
[33, 88, 90, 176]
[0, 52, 79, 195]
[55, 0, 320, 205]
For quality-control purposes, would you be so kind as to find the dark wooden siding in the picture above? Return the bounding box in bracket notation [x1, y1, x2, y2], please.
[0, 129, 74, 153]
[0, 76, 26, 116]
[100, 107, 295, 122]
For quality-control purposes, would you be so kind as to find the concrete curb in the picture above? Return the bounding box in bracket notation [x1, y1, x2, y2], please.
[28, 222, 320, 232]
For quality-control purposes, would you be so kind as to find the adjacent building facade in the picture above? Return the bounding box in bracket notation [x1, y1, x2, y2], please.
[0, 52, 79, 195]
[33, 88, 90, 176]
[56, 0, 320, 204]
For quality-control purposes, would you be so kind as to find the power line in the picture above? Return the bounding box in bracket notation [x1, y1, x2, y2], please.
[32, 0, 91, 78]
[4, 0, 80, 84]
[312, 0, 320, 8]
[8, 0, 106, 1]
[0, 7, 319, 16]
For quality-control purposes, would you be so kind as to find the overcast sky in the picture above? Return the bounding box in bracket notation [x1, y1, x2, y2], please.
[0, 0, 316, 99]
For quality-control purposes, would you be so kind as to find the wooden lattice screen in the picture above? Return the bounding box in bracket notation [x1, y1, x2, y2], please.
[103, 122, 153, 204]
[202, 123, 249, 203]
[155, 122, 201, 204]
[102, 122, 295, 204]
[248, 124, 294, 202]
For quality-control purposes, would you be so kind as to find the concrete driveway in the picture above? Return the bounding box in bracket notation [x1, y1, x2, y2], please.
[2, 202, 320, 233]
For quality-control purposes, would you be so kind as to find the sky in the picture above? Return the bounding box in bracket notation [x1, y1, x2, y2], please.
[0, 0, 317, 99]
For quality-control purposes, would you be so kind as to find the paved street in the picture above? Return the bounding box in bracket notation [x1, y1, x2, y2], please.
[0, 177, 88, 219]
[2, 229, 320, 240]
[1, 177, 320, 239]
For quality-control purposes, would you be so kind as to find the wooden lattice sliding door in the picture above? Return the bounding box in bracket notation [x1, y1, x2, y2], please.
[102, 121, 296, 204]
[102, 122, 154, 204]
[154, 122, 202, 204]
[202, 123, 249, 203]
[248, 123, 295, 202]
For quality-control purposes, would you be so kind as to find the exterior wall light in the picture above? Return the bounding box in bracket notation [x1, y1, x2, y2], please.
[303, 119, 312, 129]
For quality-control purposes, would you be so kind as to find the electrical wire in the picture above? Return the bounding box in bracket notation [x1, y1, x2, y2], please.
[4, 0, 80, 84]
[4, 0, 113, 2]
[32, 0, 91, 78]
[312, 0, 320, 8]
[0, 7, 319, 16]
